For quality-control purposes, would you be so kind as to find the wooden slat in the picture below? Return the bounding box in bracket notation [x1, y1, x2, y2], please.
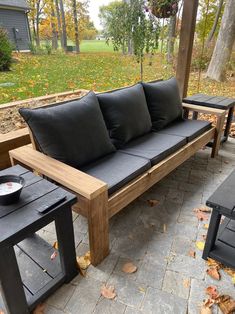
[14, 246, 52, 295]
[0, 179, 57, 218]
[182, 103, 225, 115]
[9, 146, 108, 200]
[108, 128, 215, 217]
[0, 128, 31, 170]
[18, 234, 61, 278]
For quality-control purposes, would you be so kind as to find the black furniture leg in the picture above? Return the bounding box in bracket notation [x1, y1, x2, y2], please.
[224, 107, 234, 142]
[192, 111, 198, 120]
[202, 209, 221, 260]
[0, 246, 29, 314]
[183, 108, 189, 119]
[55, 206, 78, 283]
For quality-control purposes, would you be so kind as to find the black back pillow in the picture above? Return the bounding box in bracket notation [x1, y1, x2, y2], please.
[142, 77, 183, 131]
[97, 84, 152, 148]
[19, 91, 116, 168]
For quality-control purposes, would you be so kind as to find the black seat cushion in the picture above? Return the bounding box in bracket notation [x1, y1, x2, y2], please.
[81, 152, 151, 195]
[157, 119, 212, 142]
[19, 91, 116, 168]
[120, 132, 187, 166]
[97, 84, 152, 148]
[142, 77, 183, 131]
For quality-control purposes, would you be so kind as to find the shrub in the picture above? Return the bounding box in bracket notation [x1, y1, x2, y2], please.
[0, 28, 12, 71]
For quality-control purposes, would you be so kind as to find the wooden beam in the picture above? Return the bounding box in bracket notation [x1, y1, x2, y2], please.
[176, 0, 199, 98]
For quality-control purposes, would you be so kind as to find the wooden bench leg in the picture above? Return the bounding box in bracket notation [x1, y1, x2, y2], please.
[79, 191, 109, 266]
[211, 111, 226, 158]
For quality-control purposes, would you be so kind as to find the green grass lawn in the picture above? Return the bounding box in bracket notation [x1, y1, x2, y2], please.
[0, 45, 234, 104]
[80, 40, 114, 52]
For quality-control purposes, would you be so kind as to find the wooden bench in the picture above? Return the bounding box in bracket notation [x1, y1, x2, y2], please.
[8, 102, 226, 266]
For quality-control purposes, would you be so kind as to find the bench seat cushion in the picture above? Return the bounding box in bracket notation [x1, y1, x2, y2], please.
[81, 152, 151, 195]
[157, 119, 212, 142]
[120, 132, 187, 166]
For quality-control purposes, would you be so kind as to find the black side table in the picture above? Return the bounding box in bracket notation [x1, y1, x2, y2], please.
[183, 94, 235, 143]
[203, 169, 235, 269]
[0, 165, 78, 314]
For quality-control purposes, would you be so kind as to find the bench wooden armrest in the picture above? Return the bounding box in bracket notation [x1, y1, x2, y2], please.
[182, 103, 225, 116]
[9, 145, 108, 200]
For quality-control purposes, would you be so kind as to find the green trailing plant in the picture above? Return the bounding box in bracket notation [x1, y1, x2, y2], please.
[0, 28, 13, 71]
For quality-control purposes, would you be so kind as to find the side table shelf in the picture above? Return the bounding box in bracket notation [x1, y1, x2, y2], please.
[0, 165, 78, 314]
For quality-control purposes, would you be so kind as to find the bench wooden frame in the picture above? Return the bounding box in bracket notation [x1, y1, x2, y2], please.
[9, 104, 226, 265]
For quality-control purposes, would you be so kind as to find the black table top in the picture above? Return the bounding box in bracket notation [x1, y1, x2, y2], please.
[206, 169, 235, 216]
[183, 93, 235, 110]
[0, 165, 77, 246]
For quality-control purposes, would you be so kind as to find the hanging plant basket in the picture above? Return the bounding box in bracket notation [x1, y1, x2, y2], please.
[150, 0, 178, 18]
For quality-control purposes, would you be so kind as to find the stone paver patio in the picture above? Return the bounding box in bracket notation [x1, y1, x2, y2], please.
[1, 139, 235, 314]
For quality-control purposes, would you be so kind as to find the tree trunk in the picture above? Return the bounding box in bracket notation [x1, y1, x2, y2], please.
[206, 0, 223, 46]
[51, 0, 58, 50]
[35, 0, 40, 47]
[72, 0, 80, 53]
[206, 0, 235, 81]
[55, 0, 63, 49]
[59, 0, 67, 51]
[167, 15, 176, 63]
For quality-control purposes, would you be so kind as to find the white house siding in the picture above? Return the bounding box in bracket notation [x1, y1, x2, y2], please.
[0, 8, 30, 51]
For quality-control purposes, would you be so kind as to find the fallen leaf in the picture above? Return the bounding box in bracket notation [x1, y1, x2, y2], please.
[194, 206, 211, 213]
[200, 305, 212, 314]
[207, 258, 221, 269]
[196, 211, 209, 221]
[204, 224, 209, 229]
[224, 160, 229, 164]
[147, 199, 160, 207]
[77, 251, 91, 270]
[53, 241, 58, 250]
[183, 278, 190, 288]
[207, 267, 221, 280]
[202, 234, 207, 241]
[163, 223, 167, 233]
[224, 267, 235, 278]
[205, 286, 219, 299]
[232, 276, 235, 285]
[0, 310, 5, 314]
[217, 295, 235, 314]
[50, 251, 58, 260]
[188, 250, 196, 258]
[122, 262, 138, 274]
[139, 286, 146, 293]
[101, 285, 116, 300]
[196, 241, 205, 250]
[33, 303, 46, 314]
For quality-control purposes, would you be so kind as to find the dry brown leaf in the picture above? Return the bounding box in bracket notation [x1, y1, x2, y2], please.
[207, 267, 221, 281]
[207, 258, 222, 269]
[183, 278, 190, 288]
[0, 310, 5, 314]
[204, 224, 209, 229]
[217, 295, 235, 314]
[147, 199, 160, 207]
[163, 224, 167, 233]
[196, 211, 209, 221]
[33, 303, 46, 314]
[224, 267, 235, 278]
[101, 285, 116, 300]
[205, 286, 219, 300]
[50, 251, 58, 260]
[188, 250, 196, 258]
[53, 241, 58, 250]
[77, 251, 91, 270]
[122, 262, 138, 274]
[195, 206, 212, 213]
[202, 234, 207, 241]
[200, 305, 212, 314]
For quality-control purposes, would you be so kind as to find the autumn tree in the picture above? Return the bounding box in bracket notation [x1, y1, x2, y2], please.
[28, 0, 45, 46]
[206, 0, 235, 81]
[59, 0, 68, 51]
[72, 0, 80, 53]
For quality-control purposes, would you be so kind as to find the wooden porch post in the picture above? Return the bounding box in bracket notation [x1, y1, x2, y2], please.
[176, 0, 199, 98]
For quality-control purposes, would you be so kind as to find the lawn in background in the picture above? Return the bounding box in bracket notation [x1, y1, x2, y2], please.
[0, 40, 234, 104]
